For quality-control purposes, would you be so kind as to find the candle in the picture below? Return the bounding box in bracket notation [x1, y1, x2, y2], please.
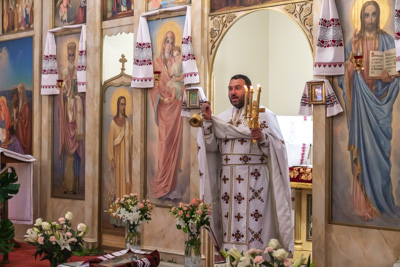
[244, 85, 248, 118]
[249, 86, 254, 123]
[256, 84, 261, 113]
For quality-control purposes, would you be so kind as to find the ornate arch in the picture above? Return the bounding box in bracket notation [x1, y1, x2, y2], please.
[208, 1, 313, 62]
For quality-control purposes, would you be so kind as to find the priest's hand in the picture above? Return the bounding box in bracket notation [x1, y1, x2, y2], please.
[381, 69, 395, 83]
[251, 127, 263, 142]
[201, 102, 212, 120]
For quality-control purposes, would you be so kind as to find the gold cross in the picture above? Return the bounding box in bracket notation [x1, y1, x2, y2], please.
[119, 54, 127, 72]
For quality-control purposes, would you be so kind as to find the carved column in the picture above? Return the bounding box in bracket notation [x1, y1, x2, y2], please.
[294, 189, 303, 249]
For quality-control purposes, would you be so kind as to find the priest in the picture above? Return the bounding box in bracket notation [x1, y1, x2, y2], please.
[199, 74, 293, 252]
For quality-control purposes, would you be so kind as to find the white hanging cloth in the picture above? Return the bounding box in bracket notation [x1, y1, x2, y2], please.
[131, 5, 199, 88]
[299, 79, 343, 117]
[41, 24, 87, 95]
[313, 0, 345, 76]
[395, 0, 400, 71]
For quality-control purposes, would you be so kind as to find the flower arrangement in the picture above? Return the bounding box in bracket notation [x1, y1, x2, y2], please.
[106, 193, 153, 249]
[169, 198, 212, 258]
[221, 239, 313, 267]
[24, 211, 88, 267]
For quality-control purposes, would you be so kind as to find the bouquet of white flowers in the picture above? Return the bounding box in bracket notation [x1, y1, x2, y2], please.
[221, 239, 313, 267]
[24, 211, 88, 267]
[106, 193, 153, 249]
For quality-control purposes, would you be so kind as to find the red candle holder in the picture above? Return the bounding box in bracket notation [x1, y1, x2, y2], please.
[354, 55, 364, 71]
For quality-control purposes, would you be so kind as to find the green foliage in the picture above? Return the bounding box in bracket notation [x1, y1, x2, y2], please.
[0, 167, 20, 203]
[0, 168, 19, 256]
[306, 254, 314, 267]
[0, 219, 15, 255]
[73, 245, 103, 256]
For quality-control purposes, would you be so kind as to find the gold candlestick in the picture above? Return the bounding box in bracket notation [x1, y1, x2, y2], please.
[244, 85, 248, 119]
[249, 86, 254, 127]
[256, 84, 261, 114]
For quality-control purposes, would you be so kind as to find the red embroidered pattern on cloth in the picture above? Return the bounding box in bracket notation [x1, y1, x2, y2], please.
[42, 55, 58, 74]
[182, 36, 192, 45]
[131, 77, 154, 82]
[317, 18, 343, 48]
[77, 50, 86, 71]
[134, 42, 152, 66]
[318, 18, 341, 27]
[248, 228, 263, 244]
[317, 38, 344, 48]
[249, 187, 264, 202]
[326, 92, 340, 108]
[300, 143, 306, 165]
[183, 72, 198, 78]
[41, 85, 58, 89]
[395, 9, 400, 40]
[250, 209, 262, 222]
[300, 94, 310, 107]
[314, 62, 344, 68]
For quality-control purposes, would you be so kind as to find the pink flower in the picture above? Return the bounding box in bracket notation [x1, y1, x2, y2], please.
[148, 204, 152, 209]
[115, 198, 120, 204]
[254, 256, 264, 264]
[178, 211, 184, 216]
[52, 222, 57, 226]
[179, 202, 184, 207]
[171, 207, 176, 212]
[183, 207, 188, 211]
[49, 236, 56, 242]
[264, 247, 274, 253]
[197, 210, 202, 215]
[133, 193, 139, 197]
[58, 217, 65, 224]
[191, 198, 197, 205]
[139, 203, 144, 209]
[186, 214, 190, 218]
[130, 193, 135, 197]
[66, 232, 72, 238]
[283, 259, 291, 267]
[38, 236, 44, 244]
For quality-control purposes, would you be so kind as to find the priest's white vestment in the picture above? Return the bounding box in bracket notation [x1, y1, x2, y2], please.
[201, 106, 293, 252]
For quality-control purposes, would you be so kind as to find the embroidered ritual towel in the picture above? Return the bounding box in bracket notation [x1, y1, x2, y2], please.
[77, 24, 87, 92]
[299, 79, 343, 117]
[131, 15, 154, 88]
[131, 5, 199, 88]
[41, 32, 58, 95]
[395, 0, 400, 71]
[313, 0, 345, 75]
[41, 25, 86, 95]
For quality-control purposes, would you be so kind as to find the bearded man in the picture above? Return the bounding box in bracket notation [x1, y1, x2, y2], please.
[200, 74, 293, 252]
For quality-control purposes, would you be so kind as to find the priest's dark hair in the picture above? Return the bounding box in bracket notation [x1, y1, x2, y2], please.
[230, 74, 252, 88]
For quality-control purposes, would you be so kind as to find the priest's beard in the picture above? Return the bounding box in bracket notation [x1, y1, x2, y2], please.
[229, 94, 245, 109]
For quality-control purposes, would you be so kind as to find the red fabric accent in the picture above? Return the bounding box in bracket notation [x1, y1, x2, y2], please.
[289, 166, 312, 183]
[0, 242, 99, 266]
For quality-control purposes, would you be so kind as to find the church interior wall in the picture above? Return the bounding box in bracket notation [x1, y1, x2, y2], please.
[312, 0, 400, 266]
[1, 0, 400, 266]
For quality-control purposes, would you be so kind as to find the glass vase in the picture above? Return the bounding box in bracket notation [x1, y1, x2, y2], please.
[184, 233, 201, 267]
[125, 223, 141, 250]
